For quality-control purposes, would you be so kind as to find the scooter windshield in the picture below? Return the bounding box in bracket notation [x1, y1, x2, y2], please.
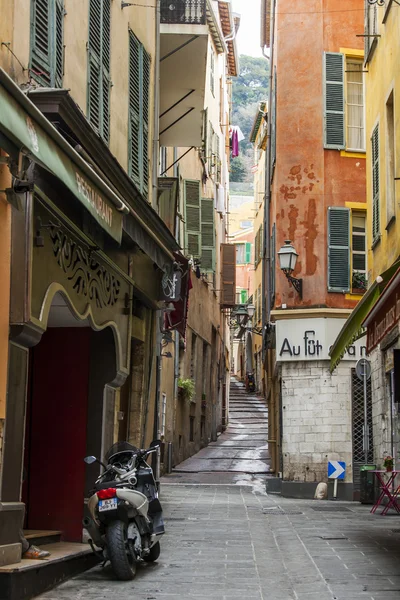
[105, 441, 139, 462]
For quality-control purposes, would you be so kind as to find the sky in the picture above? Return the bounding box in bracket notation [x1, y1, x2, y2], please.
[232, 0, 263, 58]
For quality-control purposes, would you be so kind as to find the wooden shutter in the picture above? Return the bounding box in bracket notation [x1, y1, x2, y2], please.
[88, 0, 110, 143]
[184, 180, 201, 258]
[142, 47, 150, 196]
[324, 52, 345, 149]
[364, 1, 378, 65]
[270, 223, 276, 304]
[31, 0, 51, 85]
[220, 244, 236, 308]
[245, 242, 251, 264]
[372, 124, 380, 240]
[129, 32, 140, 187]
[54, 0, 64, 87]
[101, 0, 111, 144]
[328, 207, 350, 292]
[201, 197, 215, 271]
[210, 49, 215, 96]
[202, 108, 208, 161]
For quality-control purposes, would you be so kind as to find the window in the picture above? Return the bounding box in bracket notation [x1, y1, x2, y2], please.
[220, 244, 236, 308]
[328, 207, 367, 293]
[183, 180, 215, 271]
[240, 220, 253, 229]
[386, 92, 395, 224]
[88, 0, 111, 143]
[128, 30, 150, 196]
[236, 243, 251, 265]
[346, 60, 365, 151]
[372, 124, 380, 242]
[364, 0, 378, 64]
[30, 0, 64, 87]
[210, 48, 215, 96]
[324, 53, 365, 151]
[352, 213, 367, 289]
[160, 146, 167, 176]
[240, 289, 248, 304]
[255, 225, 263, 267]
[190, 333, 197, 382]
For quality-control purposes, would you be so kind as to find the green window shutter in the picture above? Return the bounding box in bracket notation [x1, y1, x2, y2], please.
[201, 197, 215, 271]
[241, 290, 248, 304]
[54, 0, 64, 87]
[88, 0, 110, 144]
[328, 207, 350, 292]
[31, 0, 64, 87]
[141, 47, 150, 196]
[184, 180, 201, 258]
[324, 52, 345, 149]
[372, 124, 380, 241]
[31, 0, 51, 85]
[245, 242, 251, 264]
[128, 31, 140, 187]
[128, 31, 150, 197]
[270, 223, 275, 304]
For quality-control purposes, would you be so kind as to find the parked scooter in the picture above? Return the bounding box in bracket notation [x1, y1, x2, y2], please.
[83, 440, 164, 580]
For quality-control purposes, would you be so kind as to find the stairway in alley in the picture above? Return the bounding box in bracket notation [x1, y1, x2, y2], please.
[169, 378, 271, 481]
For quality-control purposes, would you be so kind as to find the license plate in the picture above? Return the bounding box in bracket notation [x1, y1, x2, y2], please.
[98, 497, 118, 512]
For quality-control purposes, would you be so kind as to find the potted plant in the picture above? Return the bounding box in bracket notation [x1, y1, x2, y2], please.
[352, 272, 367, 294]
[177, 378, 195, 404]
[384, 455, 394, 472]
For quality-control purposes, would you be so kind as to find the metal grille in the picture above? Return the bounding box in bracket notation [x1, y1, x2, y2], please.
[352, 368, 373, 493]
[160, 0, 206, 25]
[312, 506, 352, 512]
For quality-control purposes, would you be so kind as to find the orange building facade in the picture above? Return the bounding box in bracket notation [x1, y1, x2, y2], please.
[263, 0, 367, 499]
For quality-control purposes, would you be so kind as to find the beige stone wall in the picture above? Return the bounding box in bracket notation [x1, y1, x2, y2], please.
[2, 0, 156, 202]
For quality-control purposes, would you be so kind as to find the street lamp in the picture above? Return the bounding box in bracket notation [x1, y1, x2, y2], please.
[246, 304, 255, 319]
[278, 240, 303, 299]
[234, 305, 248, 326]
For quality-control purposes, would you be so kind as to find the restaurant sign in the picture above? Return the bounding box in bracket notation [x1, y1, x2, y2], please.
[364, 271, 400, 352]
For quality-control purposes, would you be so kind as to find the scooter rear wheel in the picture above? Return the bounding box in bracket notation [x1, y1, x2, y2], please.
[106, 520, 137, 580]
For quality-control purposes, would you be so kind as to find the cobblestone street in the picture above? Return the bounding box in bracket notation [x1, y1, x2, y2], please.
[38, 481, 400, 600]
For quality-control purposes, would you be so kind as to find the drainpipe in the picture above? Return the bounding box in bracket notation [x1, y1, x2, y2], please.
[261, 0, 276, 361]
[261, 0, 276, 472]
[152, 0, 161, 210]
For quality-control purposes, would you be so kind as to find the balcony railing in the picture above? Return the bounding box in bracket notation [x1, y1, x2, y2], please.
[160, 0, 206, 25]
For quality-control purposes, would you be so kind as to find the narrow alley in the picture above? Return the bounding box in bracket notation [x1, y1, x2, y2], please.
[36, 381, 400, 600]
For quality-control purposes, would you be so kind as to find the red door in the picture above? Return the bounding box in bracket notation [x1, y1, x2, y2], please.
[26, 328, 91, 541]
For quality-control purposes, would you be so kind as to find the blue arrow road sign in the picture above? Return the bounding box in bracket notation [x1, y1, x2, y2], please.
[328, 461, 346, 480]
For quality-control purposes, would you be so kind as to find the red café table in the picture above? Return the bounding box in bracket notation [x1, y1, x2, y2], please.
[370, 470, 400, 516]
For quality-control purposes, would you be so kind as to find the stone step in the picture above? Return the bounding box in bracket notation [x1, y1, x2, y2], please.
[23, 530, 62, 547]
[0, 542, 98, 600]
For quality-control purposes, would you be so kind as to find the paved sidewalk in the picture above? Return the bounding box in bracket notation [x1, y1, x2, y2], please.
[38, 482, 400, 600]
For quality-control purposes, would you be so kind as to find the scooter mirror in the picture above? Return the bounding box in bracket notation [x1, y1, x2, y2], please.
[149, 439, 162, 448]
[84, 455, 97, 465]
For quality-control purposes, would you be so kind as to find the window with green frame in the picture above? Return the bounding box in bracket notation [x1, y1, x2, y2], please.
[128, 30, 150, 197]
[236, 242, 251, 265]
[30, 0, 64, 87]
[88, 0, 111, 144]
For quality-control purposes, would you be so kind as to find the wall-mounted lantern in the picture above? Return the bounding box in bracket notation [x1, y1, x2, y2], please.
[278, 240, 303, 299]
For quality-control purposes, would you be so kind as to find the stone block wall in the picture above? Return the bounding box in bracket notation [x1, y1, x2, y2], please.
[281, 360, 354, 483]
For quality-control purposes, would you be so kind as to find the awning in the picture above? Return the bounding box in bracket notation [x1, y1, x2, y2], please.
[363, 265, 400, 352]
[329, 260, 400, 371]
[0, 69, 125, 243]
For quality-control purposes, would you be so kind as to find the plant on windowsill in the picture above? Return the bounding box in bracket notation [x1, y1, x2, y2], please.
[352, 272, 367, 295]
[383, 455, 394, 472]
[178, 378, 195, 404]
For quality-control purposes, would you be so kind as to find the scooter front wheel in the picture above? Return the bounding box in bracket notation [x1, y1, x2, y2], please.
[106, 520, 137, 580]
